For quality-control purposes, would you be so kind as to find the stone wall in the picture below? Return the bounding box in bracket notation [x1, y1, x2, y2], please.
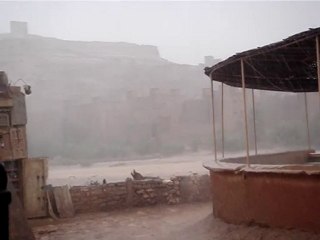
[70, 174, 210, 214]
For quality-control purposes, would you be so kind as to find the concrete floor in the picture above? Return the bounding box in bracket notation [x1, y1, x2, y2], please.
[32, 202, 320, 240]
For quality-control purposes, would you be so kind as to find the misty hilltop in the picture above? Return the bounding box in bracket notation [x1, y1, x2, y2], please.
[0, 32, 162, 60]
[0, 21, 217, 162]
[0, 21, 210, 100]
[0, 21, 319, 165]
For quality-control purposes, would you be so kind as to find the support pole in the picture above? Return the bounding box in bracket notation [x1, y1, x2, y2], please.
[251, 89, 257, 155]
[210, 79, 217, 162]
[221, 83, 224, 158]
[304, 92, 311, 150]
[317, 36, 320, 118]
[241, 59, 250, 166]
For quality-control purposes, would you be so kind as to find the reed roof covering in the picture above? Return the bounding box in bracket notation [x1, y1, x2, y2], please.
[204, 28, 320, 92]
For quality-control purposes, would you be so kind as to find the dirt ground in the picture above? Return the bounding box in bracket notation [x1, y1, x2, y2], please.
[48, 152, 210, 186]
[32, 202, 320, 240]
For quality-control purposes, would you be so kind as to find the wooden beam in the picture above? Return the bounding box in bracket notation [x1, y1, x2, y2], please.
[210, 79, 217, 162]
[252, 89, 258, 155]
[241, 59, 250, 167]
[221, 82, 224, 158]
[304, 92, 311, 150]
[316, 36, 320, 113]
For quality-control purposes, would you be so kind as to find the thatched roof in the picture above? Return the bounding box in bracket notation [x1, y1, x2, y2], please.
[205, 28, 320, 92]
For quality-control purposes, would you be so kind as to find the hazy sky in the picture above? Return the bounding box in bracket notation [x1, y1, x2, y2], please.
[0, 1, 319, 65]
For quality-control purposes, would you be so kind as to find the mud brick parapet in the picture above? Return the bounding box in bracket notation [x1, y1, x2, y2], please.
[70, 174, 210, 214]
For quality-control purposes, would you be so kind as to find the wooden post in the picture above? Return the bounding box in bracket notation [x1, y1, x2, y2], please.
[317, 36, 320, 117]
[126, 178, 133, 207]
[252, 89, 257, 155]
[304, 92, 311, 150]
[241, 59, 250, 166]
[210, 79, 217, 162]
[221, 83, 224, 158]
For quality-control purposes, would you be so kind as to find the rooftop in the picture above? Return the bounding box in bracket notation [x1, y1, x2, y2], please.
[205, 27, 320, 92]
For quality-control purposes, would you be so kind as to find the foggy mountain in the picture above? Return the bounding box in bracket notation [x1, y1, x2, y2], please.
[1, 21, 319, 165]
[0, 22, 215, 164]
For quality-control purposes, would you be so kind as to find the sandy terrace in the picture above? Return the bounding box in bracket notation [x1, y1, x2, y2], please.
[48, 150, 290, 186]
[48, 152, 211, 186]
[32, 202, 320, 240]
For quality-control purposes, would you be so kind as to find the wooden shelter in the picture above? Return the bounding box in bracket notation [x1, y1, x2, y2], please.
[203, 28, 320, 232]
[205, 28, 320, 165]
[205, 27, 320, 92]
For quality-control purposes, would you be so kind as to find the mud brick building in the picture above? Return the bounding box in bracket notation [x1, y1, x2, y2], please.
[0, 71, 47, 219]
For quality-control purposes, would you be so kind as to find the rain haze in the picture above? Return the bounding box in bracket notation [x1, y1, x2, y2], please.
[0, 2, 320, 64]
[2, 2, 320, 239]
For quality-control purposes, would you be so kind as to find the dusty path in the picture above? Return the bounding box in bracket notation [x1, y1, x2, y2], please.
[32, 202, 320, 240]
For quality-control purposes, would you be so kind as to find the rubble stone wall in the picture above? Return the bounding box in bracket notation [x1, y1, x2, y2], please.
[70, 174, 210, 213]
